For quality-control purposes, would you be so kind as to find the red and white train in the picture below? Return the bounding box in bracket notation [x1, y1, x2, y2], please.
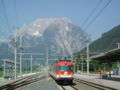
[50, 58, 74, 84]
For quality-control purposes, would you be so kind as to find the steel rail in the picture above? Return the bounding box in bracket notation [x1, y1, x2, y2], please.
[0, 74, 46, 90]
[74, 79, 117, 90]
[60, 86, 66, 90]
[70, 85, 79, 90]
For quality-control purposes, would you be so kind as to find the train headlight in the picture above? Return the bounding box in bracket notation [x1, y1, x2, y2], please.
[56, 75, 60, 78]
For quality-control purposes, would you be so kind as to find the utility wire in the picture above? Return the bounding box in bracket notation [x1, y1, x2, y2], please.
[0, 17, 5, 23]
[0, 18, 8, 39]
[84, 0, 112, 30]
[102, 17, 120, 29]
[1, 0, 12, 33]
[0, 0, 7, 30]
[81, 0, 103, 27]
[14, 0, 18, 27]
[1, 0, 13, 59]
[99, 17, 120, 31]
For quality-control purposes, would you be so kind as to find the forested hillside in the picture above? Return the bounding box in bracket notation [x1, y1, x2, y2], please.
[75, 25, 120, 72]
[89, 25, 120, 55]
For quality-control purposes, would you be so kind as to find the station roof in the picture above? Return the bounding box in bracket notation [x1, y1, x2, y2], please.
[90, 48, 120, 62]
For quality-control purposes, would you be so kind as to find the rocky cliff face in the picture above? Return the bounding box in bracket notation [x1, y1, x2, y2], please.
[4, 18, 89, 60]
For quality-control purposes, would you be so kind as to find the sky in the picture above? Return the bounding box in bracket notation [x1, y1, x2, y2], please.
[0, 0, 120, 40]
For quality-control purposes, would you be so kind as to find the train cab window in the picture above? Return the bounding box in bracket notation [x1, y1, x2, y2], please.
[66, 66, 73, 71]
[58, 66, 73, 71]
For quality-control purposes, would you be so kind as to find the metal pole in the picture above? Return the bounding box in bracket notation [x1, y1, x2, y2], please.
[46, 46, 48, 77]
[116, 43, 120, 75]
[30, 55, 33, 73]
[74, 59, 76, 74]
[20, 51, 22, 76]
[20, 36, 22, 76]
[14, 34, 17, 79]
[46, 46, 48, 67]
[77, 64, 79, 73]
[71, 51, 73, 61]
[81, 56, 83, 73]
[76, 62, 77, 73]
[87, 43, 90, 75]
[116, 43, 120, 48]
[117, 61, 120, 75]
[26, 60, 27, 74]
[4, 59, 5, 78]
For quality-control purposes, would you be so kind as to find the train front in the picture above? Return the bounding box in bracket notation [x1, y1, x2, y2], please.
[55, 60, 74, 84]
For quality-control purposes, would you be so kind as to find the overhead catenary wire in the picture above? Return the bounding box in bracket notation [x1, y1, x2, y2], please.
[2, 0, 17, 60]
[0, 2, 6, 24]
[101, 17, 120, 29]
[84, 0, 112, 30]
[0, 7, 5, 38]
[81, 0, 103, 27]
[0, 0, 9, 38]
[0, 17, 8, 38]
[14, 0, 19, 27]
[92, 17, 120, 38]
[1, 0, 12, 33]
[0, 16, 6, 25]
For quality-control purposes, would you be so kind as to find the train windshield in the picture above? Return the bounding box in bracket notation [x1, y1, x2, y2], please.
[58, 66, 73, 71]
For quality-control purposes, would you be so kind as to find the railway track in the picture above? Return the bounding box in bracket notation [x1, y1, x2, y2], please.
[58, 85, 79, 90]
[57, 79, 117, 90]
[0, 73, 46, 90]
[60, 86, 66, 90]
[73, 79, 117, 90]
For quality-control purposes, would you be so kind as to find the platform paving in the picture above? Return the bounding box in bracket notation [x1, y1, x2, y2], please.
[74, 74, 120, 90]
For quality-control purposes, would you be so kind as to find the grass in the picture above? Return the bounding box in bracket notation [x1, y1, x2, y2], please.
[0, 71, 3, 78]
[0, 69, 41, 78]
[22, 69, 40, 74]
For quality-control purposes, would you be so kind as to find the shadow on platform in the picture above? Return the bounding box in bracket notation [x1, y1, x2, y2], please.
[99, 75, 120, 82]
[104, 77, 120, 82]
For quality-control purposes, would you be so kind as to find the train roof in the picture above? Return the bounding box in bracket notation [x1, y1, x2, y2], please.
[55, 60, 74, 66]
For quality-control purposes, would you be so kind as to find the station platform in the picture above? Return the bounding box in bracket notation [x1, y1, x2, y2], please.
[0, 72, 40, 87]
[74, 73, 120, 90]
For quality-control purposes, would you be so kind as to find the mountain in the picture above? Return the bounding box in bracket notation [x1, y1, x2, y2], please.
[1, 18, 89, 64]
